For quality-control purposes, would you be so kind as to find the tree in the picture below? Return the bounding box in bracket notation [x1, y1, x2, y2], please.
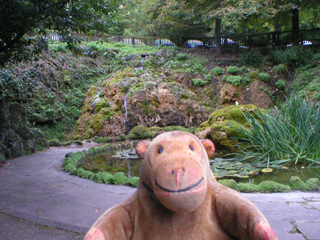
[0, 0, 120, 65]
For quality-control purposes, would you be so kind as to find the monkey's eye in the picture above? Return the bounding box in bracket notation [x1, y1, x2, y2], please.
[189, 145, 194, 151]
[158, 147, 163, 154]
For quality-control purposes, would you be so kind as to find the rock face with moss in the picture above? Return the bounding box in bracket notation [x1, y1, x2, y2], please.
[196, 104, 259, 153]
[73, 68, 211, 139]
[0, 99, 47, 161]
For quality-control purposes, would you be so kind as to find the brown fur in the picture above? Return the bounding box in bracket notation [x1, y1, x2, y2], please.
[85, 131, 277, 240]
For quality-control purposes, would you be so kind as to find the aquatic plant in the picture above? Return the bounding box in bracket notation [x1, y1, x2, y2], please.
[234, 95, 320, 167]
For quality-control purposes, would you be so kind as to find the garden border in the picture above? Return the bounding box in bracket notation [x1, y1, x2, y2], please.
[63, 145, 320, 193]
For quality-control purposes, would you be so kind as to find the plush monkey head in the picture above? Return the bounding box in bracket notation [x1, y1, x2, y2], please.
[136, 131, 215, 213]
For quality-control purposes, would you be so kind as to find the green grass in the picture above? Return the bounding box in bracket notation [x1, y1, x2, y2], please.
[233, 95, 320, 167]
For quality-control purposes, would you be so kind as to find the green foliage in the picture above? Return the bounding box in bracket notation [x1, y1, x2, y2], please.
[192, 78, 209, 86]
[273, 64, 288, 75]
[49, 42, 69, 53]
[240, 50, 265, 68]
[0, 47, 112, 141]
[236, 183, 259, 193]
[0, 0, 120, 65]
[204, 74, 213, 82]
[258, 181, 291, 193]
[217, 177, 320, 193]
[0, 154, 5, 162]
[288, 176, 308, 191]
[275, 79, 286, 89]
[48, 139, 62, 147]
[127, 125, 153, 139]
[212, 67, 224, 76]
[112, 172, 129, 185]
[93, 136, 113, 143]
[233, 95, 320, 167]
[95, 172, 114, 184]
[270, 47, 313, 68]
[128, 177, 140, 187]
[306, 178, 320, 191]
[226, 66, 241, 74]
[218, 179, 237, 189]
[176, 53, 188, 61]
[258, 73, 271, 82]
[224, 76, 244, 86]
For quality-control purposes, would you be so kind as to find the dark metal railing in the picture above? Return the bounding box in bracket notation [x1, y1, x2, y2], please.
[48, 28, 320, 49]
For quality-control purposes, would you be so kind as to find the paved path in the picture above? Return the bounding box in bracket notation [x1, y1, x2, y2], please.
[0, 145, 319, 240]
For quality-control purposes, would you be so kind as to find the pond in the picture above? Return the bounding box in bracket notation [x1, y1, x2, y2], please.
[81, 148, 141, 178]
[211, 158, 320, 184]
[80, 147, 320, 184]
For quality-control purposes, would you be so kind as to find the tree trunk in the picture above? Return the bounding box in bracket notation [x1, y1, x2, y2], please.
[215, 18, 222, 55]
[292, 7, 300, 45]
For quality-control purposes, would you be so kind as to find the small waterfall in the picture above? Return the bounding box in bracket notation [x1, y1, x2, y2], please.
[92, 89, 101, 109]
[123, 93, 129, 134]
[135, 54, 149, 74]
[123, 79, 130, 134]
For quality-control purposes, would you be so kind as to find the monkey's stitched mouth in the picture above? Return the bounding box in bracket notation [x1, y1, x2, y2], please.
[155, 177, 204, 193]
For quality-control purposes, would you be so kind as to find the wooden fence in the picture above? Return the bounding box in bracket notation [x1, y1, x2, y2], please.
[48, 28, 320, 49]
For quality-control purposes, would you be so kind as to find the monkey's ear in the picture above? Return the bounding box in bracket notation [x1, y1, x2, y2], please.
[200, 139, 215, 157]
[135, 140, 151, 159]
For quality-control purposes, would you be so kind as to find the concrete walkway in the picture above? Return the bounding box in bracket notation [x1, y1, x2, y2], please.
[0, 145, 319, 240]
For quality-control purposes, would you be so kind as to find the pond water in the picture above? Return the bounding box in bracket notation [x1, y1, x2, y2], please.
[81, 148, 141, 178]
[81, 147, 320, 184]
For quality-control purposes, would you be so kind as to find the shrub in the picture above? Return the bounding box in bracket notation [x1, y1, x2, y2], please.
[128, 177, 140, 187]
[99, 172, 114, 184]
[273, 64, 288, 75]
[212, 67, 224, 76]
[233, 95, 320, 167]
[225, 76, 243, 86]
[185, 68, 194, 73]
[258, 73, 271, 82]
[204, 74, 213, 82]
[194, 63, 204, 73]
[275, 79, 286, 88]
[176, 53, 188, 61]
[112, 172, 129, 185]
[192, 78, 209, 86]
[240, 50, 265, 68]
[226, 66, 241, 74]
[270, 47, 313, 68]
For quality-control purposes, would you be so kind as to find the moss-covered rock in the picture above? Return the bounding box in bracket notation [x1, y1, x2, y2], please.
[306, 178, 320, 191]
[218, 179, 237, 189]
[258, 181, 291, 193]
[196, 104, 259, 154]
[48, 139, 62, 146]
[73, 67, 211, 140]
[127, 125, 154, 139]
[236, 183, 259, 193]
[288, 176, 308, 191]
